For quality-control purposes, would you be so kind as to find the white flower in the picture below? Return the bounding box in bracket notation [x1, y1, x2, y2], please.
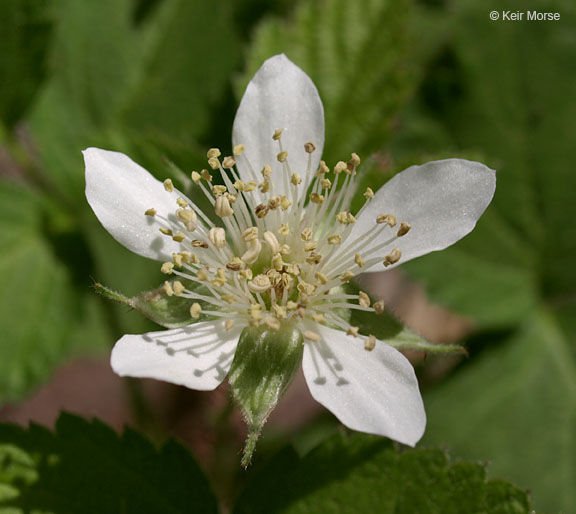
[84, 54, 495, 447]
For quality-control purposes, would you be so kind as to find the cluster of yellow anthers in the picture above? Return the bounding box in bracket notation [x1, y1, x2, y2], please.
[145, 130, 411, 352]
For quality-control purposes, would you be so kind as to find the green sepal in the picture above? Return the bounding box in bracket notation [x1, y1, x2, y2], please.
[228, 323, 304, 467]
[346, 281, 465, 354]
[93, 281, 204, 328]
[387, 328, 467, 355]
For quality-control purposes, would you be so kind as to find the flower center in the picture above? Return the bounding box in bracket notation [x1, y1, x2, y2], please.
[145, 130, 411, 350]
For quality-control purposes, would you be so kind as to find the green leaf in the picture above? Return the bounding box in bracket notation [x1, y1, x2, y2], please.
[0, 182, 80, 401]
[0, 0, 53, 128]
[0, 413, 218, 514]
[424, 308, 575, 513]
[28, 0, 241, 203]
[233, 432, 532, 514]
[240, 0, 421, 165]
[229, 324, 304, 467]
[402, 0, 576, 323]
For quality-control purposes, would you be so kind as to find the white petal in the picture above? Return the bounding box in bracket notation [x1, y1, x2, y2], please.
[84, 147, 192, 261]
[232, 54, 324, 200]
[302, 324, 426, 446]
[352, 159, 496, 272]
[111, 321, 241, 391]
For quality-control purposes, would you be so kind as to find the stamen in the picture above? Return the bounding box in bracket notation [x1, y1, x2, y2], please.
[364, 335, 376, 351]
[373, 300, 385, 314]
[383, 248, 402, 267]
[397, 222, 411, 236]
[376, 214, 397, 226]
[190, 303, 202, 319]
[163, 179, 174, 192]
[161, 262, 174, 274]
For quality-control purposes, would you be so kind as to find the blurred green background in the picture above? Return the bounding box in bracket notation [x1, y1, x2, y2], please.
[0, 0, 575, 512]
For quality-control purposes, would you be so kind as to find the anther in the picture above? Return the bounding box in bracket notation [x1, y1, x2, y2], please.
[201, 169, 213, 181]
[163, 281, 174, 296]
[397, 222, 411, 237]
[261, 165, 272, 178]
[163, 179, 174, 192]
[334, 161, 347, 174]
[191, 171, 201, 183]
[208, 157, 220, 170]
[364, 335, 376, 351]
[358, 291, 371, 308]
[321, 178, 332, 189]
[272, 128, 283, 141]
[233, 144, 245, 156]
[373, 300, 385, 314]
[354, 253, 365, 268]
[226, 257, 244, 271]
[346, 326, 359, 337]
[376, 214, 397, 226]
[255, 204, 269, 218]
[172, 232, 186, 242]
[212, 185, 227, 195]
[304, 142, 316, 153]
[339, 271, 355, 283]
[172, 253, 184, 267]
[191, 240, 209, 248]
[280, 196, 292, 210]
[159, 227, 173, 236]
[279, 224, 290, 236]
[315, 271, 328, 284]
[190, 303, 202, 319]
[285, 263, 300, 276]
[144, 208, 157, 216]
[176, 198, 188, 208]
[297, 281, 316, 295]
[383, 248, 402, 267]
[207, 148, 221, 159]
[222, 156, 236, 169]
[259, 180, 270, 193]
[277, 151, 288, 163]
[301, 228, 313, 241]
[291, 173, 302, 185]
[172, 281, 185, 296]
[286, 301, 299, 310]
[268, 196, 280, 210]
[161, 262, 174, 274]
[328, 234, 342, 245]
[317, 160, 329, 175]
[306, 252, 322, 265]
[363, 187, 374, 200]
[272, 304, 287, 319]
[310, 193, 324, 204]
